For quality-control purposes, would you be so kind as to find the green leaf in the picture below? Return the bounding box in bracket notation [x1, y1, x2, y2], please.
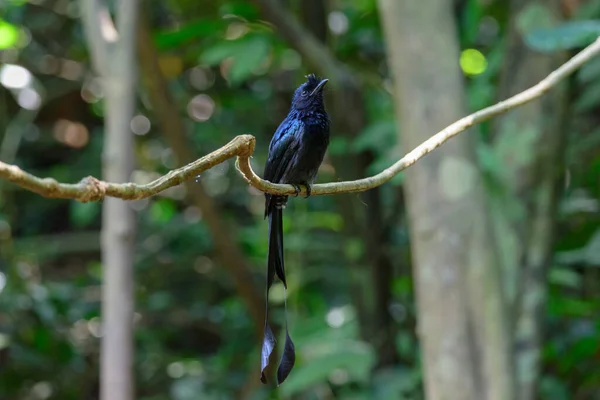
[560, 336, 599, 371]
[556, 228, 600, 266]
[201, 41, 240, 65]
[227, 35, 270, 84]
[548, 295, 597, 317]
[200, 34, 271, 84]
[525, 20, 600, 53]
[70, 201, 100, 228]
[516, 3, 556, 35]
[549, 267, 581, 288]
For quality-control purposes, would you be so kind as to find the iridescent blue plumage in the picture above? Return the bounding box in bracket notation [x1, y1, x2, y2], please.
[260, 74, 330, 386]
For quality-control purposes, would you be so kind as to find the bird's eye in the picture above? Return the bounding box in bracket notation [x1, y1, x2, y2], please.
[301, 90, 308, 96]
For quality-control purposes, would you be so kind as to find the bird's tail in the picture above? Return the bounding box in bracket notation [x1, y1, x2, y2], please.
[268, 204, 286, 287]
[260, 197, 295, 385]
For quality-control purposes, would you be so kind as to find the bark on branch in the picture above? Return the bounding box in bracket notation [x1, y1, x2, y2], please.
[1, 36, 599, 201]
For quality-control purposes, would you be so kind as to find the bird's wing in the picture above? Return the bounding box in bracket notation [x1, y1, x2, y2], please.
[263, 118, 303, 218]
[264, 117, 303, 185]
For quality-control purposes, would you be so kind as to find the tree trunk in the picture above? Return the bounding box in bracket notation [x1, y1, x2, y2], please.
[82, 2, 140, 399]
[377, 1, 514, 399]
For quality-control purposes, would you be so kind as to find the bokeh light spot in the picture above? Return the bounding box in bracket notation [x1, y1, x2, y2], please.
[87, 317, 103, 337]
[0, 64, 32, 89]
[0, 272, 6, 294]
[167, 362, 185, 378]
[187, 94, 215, 122]
[328, 11, 349, 35]
[53, 119, 90, 148]
[81, 77, 103, 103]
[60, 59, 83, 80]
[188, 66, 214, 90]
[0, 20, 19, 49]
[326, 307, 345, 328]
[194, 256, 213, 274]
[17, 87, 41, 110]
[460, 48, 487, 76]
[31, 382, 53, 400]
[130, 114, 151, 135]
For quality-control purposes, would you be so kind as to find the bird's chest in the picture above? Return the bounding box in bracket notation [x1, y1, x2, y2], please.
[299, 113, 329, 144]
[282, 114, 329, 182]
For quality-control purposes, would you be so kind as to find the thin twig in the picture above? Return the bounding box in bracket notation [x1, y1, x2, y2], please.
[1, 37, 599, 201]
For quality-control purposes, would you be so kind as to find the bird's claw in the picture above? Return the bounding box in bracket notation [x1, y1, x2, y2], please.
[291, 184, 301, 197]
[304, 184, 311, 198]
[290, 183, 312, 198]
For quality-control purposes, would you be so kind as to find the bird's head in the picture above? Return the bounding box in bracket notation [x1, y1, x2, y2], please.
[291, 74, 328, 111]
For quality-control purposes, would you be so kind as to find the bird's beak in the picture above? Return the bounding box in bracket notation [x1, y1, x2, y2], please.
[310, 78, 329, 96]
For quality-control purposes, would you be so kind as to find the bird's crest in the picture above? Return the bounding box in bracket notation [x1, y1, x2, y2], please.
[305, 73, 322, 85]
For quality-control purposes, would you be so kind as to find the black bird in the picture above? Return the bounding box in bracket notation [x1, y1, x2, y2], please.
[261, 74, 330, 385]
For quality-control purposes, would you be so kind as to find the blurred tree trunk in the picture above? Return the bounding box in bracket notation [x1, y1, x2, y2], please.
[377, 1, 514, 399]
[81, 2, 139, 400]
[492, 1, 568, 399]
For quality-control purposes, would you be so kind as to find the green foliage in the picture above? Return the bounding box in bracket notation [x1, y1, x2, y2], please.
[201, 33, 271, 84]
[525, 20, 600, 52]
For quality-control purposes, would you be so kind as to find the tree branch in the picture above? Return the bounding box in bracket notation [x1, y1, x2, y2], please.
[1, 36, 599, 201]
